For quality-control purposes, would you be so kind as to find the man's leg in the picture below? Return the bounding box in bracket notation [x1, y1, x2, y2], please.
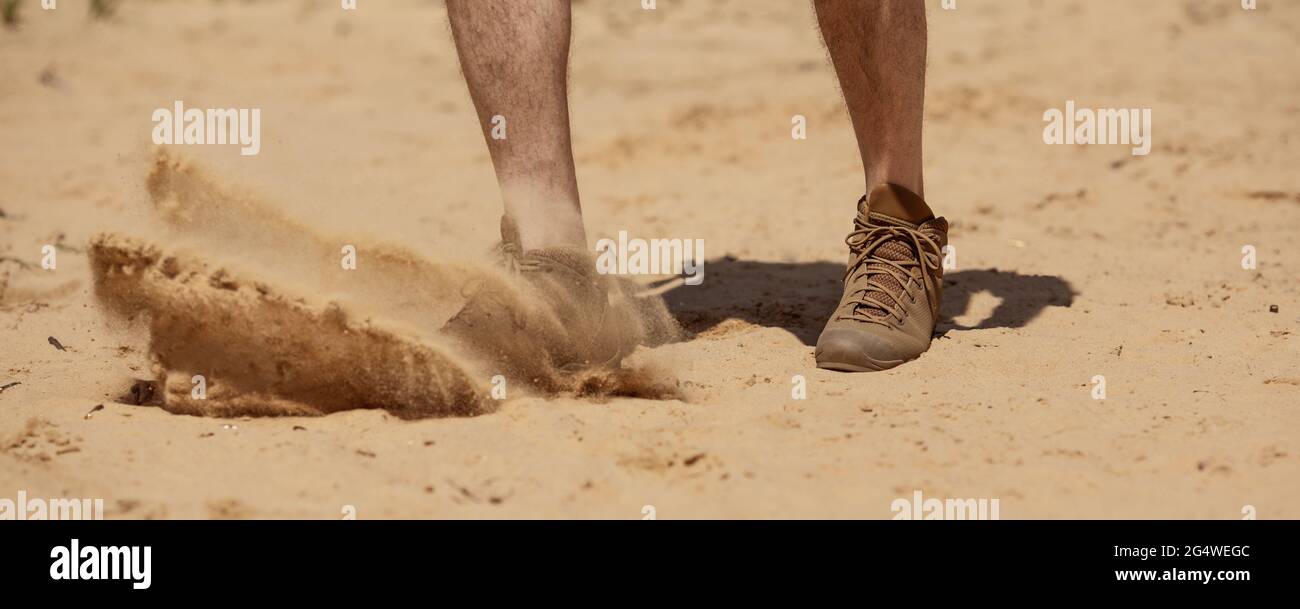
[812, 0, 948, 372]
[447, 0, 585, 250]
[813, 0, 929, 221]
[443, 1, 626, 378]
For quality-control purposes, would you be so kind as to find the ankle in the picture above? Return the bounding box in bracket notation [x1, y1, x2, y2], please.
[865, 182, 934, 224]
[504, 207, 586, 251]
[499, 184, 587, 250]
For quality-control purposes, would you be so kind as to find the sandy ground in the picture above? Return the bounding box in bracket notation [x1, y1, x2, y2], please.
[1, 0, 1298, 519]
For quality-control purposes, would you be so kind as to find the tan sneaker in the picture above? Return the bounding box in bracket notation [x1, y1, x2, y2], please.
[440, 216, 623, 386]
[816, 184, 948, 372]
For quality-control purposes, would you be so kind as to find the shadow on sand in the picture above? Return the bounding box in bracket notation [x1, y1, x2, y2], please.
[657, 258, 1075, 346]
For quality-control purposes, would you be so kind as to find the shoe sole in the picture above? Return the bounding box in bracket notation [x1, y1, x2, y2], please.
[815, 355, 908, 373]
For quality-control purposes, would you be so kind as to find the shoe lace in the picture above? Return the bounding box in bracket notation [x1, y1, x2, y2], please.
[838, 222, 942, 327]
[495, 240, 539, 273]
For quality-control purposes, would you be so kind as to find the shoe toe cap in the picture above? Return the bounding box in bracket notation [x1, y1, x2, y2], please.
[815, 327, 921, 372]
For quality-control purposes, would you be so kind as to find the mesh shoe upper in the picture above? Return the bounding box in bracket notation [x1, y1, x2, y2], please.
[836, 207, 947, 326]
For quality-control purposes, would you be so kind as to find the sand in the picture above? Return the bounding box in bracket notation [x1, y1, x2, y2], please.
[1, 0, 1298, 519]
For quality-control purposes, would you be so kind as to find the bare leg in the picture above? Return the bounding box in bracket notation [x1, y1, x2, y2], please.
[813, 0, 931, 221]
[447, 0, 585, 250]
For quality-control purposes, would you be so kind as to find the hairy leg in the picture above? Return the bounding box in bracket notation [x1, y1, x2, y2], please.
[813, 0, 930, 220]
[447, 0, 585, 250]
